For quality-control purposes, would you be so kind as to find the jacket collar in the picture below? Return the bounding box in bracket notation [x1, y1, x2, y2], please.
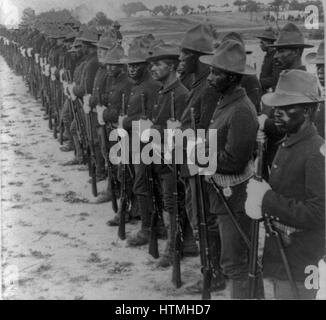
[282, 123, 317, 148]
[159, 78, 180, 94]
[191, 64, 210, 89]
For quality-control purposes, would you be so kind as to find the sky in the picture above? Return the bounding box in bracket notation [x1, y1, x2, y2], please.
[0, 0, 320, 26]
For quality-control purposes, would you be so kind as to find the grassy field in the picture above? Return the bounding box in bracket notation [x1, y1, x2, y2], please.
[119, 11, 314, 41]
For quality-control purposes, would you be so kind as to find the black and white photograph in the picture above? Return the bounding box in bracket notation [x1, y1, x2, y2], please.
[0, 0, 325, 303]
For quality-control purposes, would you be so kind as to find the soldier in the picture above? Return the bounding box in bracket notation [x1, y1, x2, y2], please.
[196, 40, 259, 298]
[306, 40, 325, 138]
[177, 24, 225, 293]
[246, 70, 325, 299]
[112, 21, 123, 45]
[145, 43, 190, 267]
[95, 45, 132, 212]
[258, 23, 314, 177]
[119, 40, 161, 247]
[89, 36, 123, 204]
[256, 27, 278, 94]
[178, 24, 213, 237]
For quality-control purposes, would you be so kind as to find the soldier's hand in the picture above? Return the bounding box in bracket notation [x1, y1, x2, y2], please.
[96, 105, 106, 125]
[167, 119, 181, 131]
[245, 178, 271, 220]
[258, 114, 268, 131]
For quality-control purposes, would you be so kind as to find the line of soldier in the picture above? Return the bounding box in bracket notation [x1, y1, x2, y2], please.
[0, 21, 324, 300]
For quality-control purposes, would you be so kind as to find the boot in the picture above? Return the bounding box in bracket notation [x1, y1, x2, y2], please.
[157, 212, 173, 268]
[127, 195, 151, 247]
[208, 231, 226, 291]
[91, 192, 112, 204]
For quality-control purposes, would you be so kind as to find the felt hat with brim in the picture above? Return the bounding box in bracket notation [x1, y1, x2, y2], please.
[146, 43, 179, 61]
[256, 27, 277, 42]
[306, 40, 324, 64]
[221, 32, 252, 55]
[104, 44, 126, 64]
[180, 24, 214, 55]
[77, 29, 98, 44]
[97, 35, 116, 50]
[199, 40, 256, 75]
[120, 45, 148, 64]
[262, 69, 322, 107]
[268, 22, 313, 49]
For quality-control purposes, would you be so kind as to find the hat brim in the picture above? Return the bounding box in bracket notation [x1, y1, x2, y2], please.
[104, 58, 127, 65]
[77, 37, 98, 44]
[306, 52, 324, 65]
[199, 55, 256, 75]
[146, 54, 180, 62]
[262, 92, 323, 107]
[96, 43, 114, 50]
[180, 44, 214, 55]
[268, 43, 314, 49]
[120, 57, 147, 64]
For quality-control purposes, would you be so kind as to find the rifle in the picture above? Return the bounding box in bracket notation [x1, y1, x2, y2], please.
[118, 93, 128, 240]
[103, 123, 118, 213]
[248, 138, 265, 299]
[82, 95, 98, 197]
[172, 91, 182, 288]
[190, 107, 213, 300]
[147, 164, 162, 259]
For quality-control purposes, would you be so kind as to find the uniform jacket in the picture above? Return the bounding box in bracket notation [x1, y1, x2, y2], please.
[241, 74, 262, 114]
[262, 124, 325, 281]
[206, 86, 258, 214]
[259, 49, 279, 93]
[151, 78, 189, 135]
[79, 51, 99, 94]
[91, 65, 109, 105]
[122, 70, 160, 132]
[102, 71, 133, 123]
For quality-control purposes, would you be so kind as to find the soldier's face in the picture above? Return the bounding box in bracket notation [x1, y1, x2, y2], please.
[128, 63, 147, 81]
[179, 49, 197, 74]
[274, 105, 307, 134]
[207, 67, 230, 93]
[274, 48, 298, 69]
[150, 60, 171, 82]
[317, 64, 325, 87]
[97, 47, 108, 64]
[107, 64, 123, 77]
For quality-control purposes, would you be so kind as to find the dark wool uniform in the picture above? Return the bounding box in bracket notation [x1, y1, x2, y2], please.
[179, 65, 210, 231]
[122, 70, 160, 197]
[262, 124, 325, 294]
[241, 74, 262, 114]
[122, 69, 160, 236]
[205, 86, 258, 283]
[103, 71, 133, 124]
[259, 49, 279, 94]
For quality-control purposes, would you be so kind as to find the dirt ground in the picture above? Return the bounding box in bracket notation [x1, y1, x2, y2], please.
[0, 32, 321, 299]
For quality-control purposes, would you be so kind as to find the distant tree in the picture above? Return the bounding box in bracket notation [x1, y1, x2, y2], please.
[246, 0, 259, 20]
[21, 7, 36, 26]
[234, 0, 248, 12]
[181, 5, 191, 15]
[152, 5, 164, 16]
[121, 2, 148, 17]
[198, 5, 206, 14]
[88, 12, 113, 28]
